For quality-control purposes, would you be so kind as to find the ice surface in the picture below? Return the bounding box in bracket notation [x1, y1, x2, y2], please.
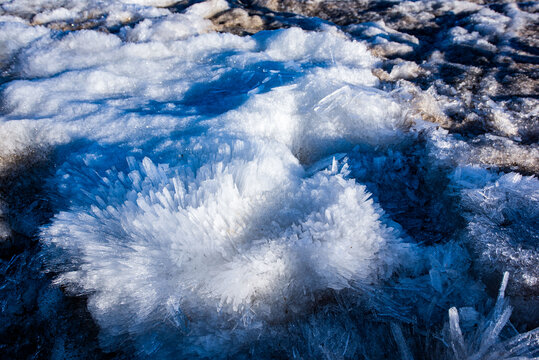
[0, 0, 537, 358]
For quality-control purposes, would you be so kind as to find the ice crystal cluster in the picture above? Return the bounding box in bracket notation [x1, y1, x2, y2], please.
[0, 0, 537, 358]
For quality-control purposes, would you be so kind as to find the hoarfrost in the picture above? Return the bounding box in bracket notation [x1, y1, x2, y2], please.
[0, 0, 537, 358]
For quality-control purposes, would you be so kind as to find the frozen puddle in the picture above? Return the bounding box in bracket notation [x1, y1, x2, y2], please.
[0, 0, 538, 358]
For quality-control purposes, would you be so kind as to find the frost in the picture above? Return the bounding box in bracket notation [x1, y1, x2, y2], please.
[10, 17, 409, 356]
[444, 273, 539, 360]
[453, 168, 539, 293]
[0, 0, 538, 358]
[43, 150, 406, 356]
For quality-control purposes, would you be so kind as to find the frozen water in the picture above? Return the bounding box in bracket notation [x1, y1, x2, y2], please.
[0, 0, 537, 358]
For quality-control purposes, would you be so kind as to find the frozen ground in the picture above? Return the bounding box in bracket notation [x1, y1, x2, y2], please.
[0, 0, 538, 359]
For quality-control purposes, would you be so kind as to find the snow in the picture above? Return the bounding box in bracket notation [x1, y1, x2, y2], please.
[0, 0, 537, 358]
[2, 10, 410, 355]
